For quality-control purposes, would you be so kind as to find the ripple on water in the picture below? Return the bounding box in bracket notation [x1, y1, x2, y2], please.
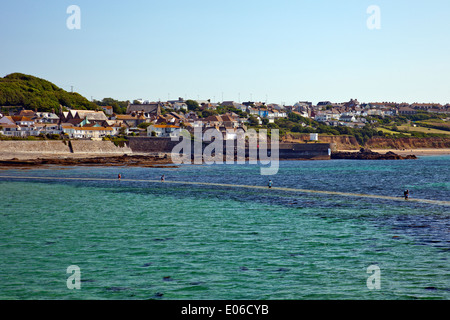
[0, 158, 449, 299]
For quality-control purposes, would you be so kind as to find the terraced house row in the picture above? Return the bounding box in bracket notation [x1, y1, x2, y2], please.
[1, 98, 449, 139]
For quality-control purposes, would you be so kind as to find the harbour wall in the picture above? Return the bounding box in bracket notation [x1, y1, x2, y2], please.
[0, 138, 331, 160]
[278, 142, 331, 160]
[0, 140, 131, 159]
[69, 140, 132, 154]
[0, 140, 71, 154]
[127, 137, 331, 160]
[127, 137, 179, 153]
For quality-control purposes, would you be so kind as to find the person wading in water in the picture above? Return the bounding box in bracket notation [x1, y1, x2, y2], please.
[404, 189, 409, 200]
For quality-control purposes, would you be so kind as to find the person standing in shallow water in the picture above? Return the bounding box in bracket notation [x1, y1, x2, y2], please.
[161, 175, 165, 182]
[118, 174, 121, 180]
[268, 180, 272, 189]
[404, 189, 409, 200]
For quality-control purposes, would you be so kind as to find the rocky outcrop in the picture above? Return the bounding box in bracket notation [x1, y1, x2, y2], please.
[331, 148, 417, 160]
[0, 154, 174, 168]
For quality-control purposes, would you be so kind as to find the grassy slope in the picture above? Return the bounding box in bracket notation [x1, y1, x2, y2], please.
[0, 73, 98, 112]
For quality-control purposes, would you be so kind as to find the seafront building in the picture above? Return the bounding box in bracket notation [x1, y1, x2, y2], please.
[0, 99, 449, 139]
[61, 126, 114, 139]
[147, 124, 180, 138]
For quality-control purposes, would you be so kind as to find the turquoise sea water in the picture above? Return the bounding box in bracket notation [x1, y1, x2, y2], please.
[0, 156, 449, 300]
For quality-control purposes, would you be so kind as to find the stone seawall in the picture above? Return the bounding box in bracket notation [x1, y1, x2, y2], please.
[0, 138, 332, 160]
[70, 140, 132, 154]
[0, 140, 132, 159]
[128, 137, 331, 160]
[0, 140, 71, 154]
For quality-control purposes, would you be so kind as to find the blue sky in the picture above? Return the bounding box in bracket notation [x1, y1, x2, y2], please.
[1, 0, 449, 105]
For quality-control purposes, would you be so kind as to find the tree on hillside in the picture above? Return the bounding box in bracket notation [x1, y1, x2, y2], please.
[94, 97, 129, 114]
[201, 110, 218, 118]
[247, 115, 259, 126]
[186, 99, 200, 111]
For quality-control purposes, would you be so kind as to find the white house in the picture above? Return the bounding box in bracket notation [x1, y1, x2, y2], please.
[172, 102, 188, 111]
[267, 110, 276, 123]
[31, 124, 62, 136]
[0, 124, 20, 136]
[248, 107, 259, 116]
[237, 104, 248, 113]
[62, 126, 114, 139]
[366, 109, 384, 117]
[11, 116, 34, 126]
[101, 106, 114, 116]
[34, 112, 60, 123]
[315, 113, 332, 122]
[340, 115, 357, 122]
[271, 109, 287, 118]
[147, 124, 181, 138]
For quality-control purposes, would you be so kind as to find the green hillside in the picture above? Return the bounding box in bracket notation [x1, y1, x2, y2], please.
[0, 73, 98, 112]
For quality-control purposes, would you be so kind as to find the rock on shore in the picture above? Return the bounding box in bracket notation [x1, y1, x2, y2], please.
[0, 154, 175, 168]
[331, 148, 417, 160]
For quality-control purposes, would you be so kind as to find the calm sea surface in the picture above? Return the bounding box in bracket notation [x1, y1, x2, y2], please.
[0, 156, 449, 300]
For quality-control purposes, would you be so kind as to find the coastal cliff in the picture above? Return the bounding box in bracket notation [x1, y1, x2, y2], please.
[282, 134, 359, 150]
[365, 137, 450, 150]
[282, 134, 450, 150]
